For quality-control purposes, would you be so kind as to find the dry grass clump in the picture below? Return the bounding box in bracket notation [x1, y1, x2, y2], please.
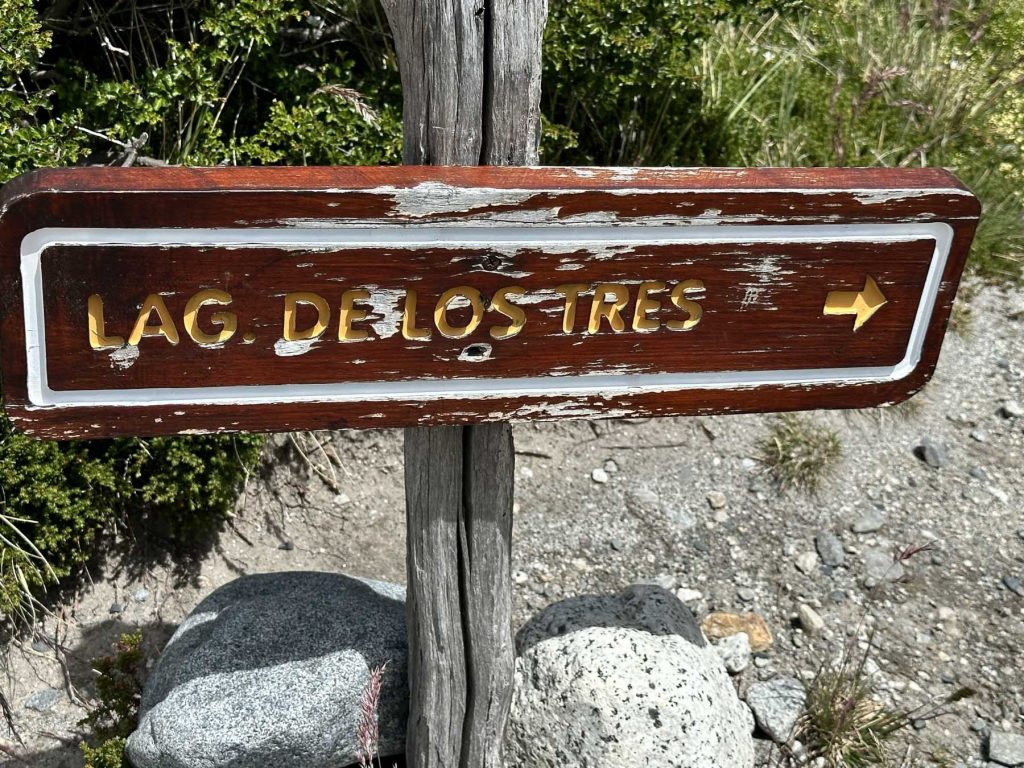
[758, 414, 842, 491]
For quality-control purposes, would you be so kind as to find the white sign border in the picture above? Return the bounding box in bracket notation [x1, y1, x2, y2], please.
[21, 222, 953, 409]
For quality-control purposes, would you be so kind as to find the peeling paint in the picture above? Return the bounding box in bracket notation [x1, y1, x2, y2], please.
[109, 344, 139, 370]
[274, 337, 320, 356]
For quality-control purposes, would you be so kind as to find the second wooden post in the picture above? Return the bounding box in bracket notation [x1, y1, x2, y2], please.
[379, 1, 548, 766]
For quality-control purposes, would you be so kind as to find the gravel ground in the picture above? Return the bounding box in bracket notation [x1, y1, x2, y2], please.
[2, 281, 1022, 767]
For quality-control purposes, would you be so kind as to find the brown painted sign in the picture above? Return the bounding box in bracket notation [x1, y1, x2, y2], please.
[0, 166, 978, 438]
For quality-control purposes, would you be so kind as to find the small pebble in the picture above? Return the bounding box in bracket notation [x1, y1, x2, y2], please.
[851, 512, 884, 534]
[109, 602, 124, 615]
[603, 459, 619, 473]
[815, 531, 845, 567]
[795, 552, 819, 575]
[1003, 576, 1024, 598]
[675, 587, 703, 604]
[798, 604, 825, 634]
[333, 492, 352, 506]
[610, 537, 625, 552]
[969, 466, 989, 481]
[969, 429, 988, 442]
[737, 587, 757, 603]
[591, 468, 609, 484]
[133, 588, 149, 603]
[707, 491, 727, 510]
[999, 400, 1023, 418]
[913, 438, 948, 469]
[24, 688, 61, 712]
[279, 540, 295, 551]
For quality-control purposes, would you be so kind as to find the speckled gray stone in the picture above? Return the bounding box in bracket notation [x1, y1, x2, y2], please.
[745, 676, 806, 743]
[507, 586, 754, 767]
[516, 583, 706, 652]
[126, 571, 407, 768]
[990, 730, 1024, 766]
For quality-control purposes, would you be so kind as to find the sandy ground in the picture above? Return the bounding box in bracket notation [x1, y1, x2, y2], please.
[2, 281, 1022, 767]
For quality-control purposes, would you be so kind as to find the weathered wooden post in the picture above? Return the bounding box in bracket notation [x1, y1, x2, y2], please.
[379, 2, 547, 765]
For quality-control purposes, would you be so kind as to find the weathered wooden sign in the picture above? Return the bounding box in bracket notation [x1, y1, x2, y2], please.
[0, 166, 978, 438]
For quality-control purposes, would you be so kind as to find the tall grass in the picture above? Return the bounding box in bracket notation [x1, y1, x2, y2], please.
[695, 0, 1024, 280]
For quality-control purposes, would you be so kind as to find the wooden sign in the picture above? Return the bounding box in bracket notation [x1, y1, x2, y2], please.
[0, 166, 978, 439]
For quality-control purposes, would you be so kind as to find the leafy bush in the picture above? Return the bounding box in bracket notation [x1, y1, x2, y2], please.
[540, 0, 819, 165]
[0, 418, 264, 621]
[0, 0, 401, 623]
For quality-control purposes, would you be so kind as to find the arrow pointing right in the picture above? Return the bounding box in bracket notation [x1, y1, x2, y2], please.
[823, 275, 887, 331]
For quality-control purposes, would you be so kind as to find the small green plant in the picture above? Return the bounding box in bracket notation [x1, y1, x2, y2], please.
[758, 414, 842, 491]
[78, 631, 146, 768]
[81, 737, 128, 768]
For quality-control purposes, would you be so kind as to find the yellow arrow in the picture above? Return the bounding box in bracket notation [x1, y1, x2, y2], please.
[823, 275, 887, 331]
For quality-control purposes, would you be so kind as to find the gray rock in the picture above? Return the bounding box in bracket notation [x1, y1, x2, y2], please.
[990, 731, 1024, 766]
[1003, 576, 1024, 598]
[970, 467, 990, 481]
[798, 604, 825, 634]
[862, 548, 905, 587]
[126, 572, 407, 768]
[815, 531, 845, 567]
[517, 584, 704, 652]
[851, 511, 885, 534]
[914, 438, 948, 469]
[707, 491, 728, 510]
[134, 588, 150, 603]
[591, 467, 609, 484]
[745, 676, 805, 743]
[714, 632, 752, 674]
[999, 400, 1023, 419]
[24, 688, 61, 712]
[508, 590, 754, 768]
[737, 587, 757, 603]
[795, 552, 819, 576]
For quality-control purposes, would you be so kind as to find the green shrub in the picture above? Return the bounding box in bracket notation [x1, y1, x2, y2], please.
[693, 0, 1024, 280]
[78, 631, 146, 768]
[0, 418, 264, 621]
[758, 414, 842, 491]
[0, 0, 401, 623]
[540, 0, 819, 166]
[81, 738, 127, 768]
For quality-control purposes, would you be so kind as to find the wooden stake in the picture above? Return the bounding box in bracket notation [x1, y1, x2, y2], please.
[381, 0, 547, 765]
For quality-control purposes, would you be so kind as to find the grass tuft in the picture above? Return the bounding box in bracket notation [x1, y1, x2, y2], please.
[758, 414, 842, 491]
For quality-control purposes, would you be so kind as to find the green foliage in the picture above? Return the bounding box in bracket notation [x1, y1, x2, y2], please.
[80, 631, 144, 741]
[78, 631, 146, 768]
[0, 419, 263, 621]
[758, 414, 842, 491]
[81, 738, 127, 768]
[694, 0, 1024, 280]
[540, 0, 819, 165]
[0, 0, 400, 622]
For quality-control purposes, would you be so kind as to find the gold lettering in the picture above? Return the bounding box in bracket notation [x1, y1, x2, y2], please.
[632, 281, 665, 332]
[184, 289, 237, 345]
[587, 283, 630, 334]
[489, 286, 527, 340]
[554, 283, 588, 334]
[667, 279, 705, 331]
[338, 289, 371, 342]
[283, 292, 330, 341]
[88, 294, 124, 349]
[434, 286, 484, 339]
[128, 294, 179, 346]
[402, 289, 431, 341]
